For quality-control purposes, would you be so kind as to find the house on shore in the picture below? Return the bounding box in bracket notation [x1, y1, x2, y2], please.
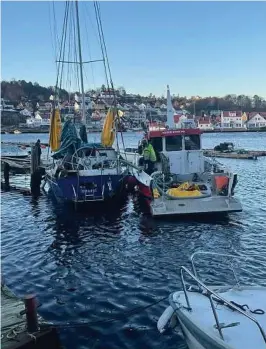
[221, 111, 246, 128]
[246, 112, 266, 129]
[198, 116, 214, 130]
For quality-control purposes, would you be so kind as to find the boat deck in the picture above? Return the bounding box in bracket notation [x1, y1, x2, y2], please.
[151, 196, 242, 216]
[174, 287, 266, 349]
[1, 283, 61, 349]
[204, 150, 266, 159]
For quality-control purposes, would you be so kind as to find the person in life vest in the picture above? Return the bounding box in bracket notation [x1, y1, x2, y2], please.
[142, 139, 157, 175]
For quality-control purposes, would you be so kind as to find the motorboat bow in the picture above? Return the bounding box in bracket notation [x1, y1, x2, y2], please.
[157, 251, 266, 349]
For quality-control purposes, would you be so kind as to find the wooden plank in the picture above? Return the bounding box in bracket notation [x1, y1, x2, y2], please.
[1, 284, 62, 349]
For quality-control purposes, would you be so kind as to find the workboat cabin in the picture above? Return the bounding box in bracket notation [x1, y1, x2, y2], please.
[142, 128, 204, 178]
[122, 85, 242, 216]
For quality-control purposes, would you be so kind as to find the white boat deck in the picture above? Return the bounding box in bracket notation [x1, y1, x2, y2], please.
[174, 287, 266, 349]
[151, 196, 242, 216]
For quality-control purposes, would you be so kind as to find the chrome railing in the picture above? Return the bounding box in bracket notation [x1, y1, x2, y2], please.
[190, 251, 242, 286]
[180, 266, 266, 344]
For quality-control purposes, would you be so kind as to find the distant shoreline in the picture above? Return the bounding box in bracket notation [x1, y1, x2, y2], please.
[1, 128, 266, 134]
[202, 128, 266, 133]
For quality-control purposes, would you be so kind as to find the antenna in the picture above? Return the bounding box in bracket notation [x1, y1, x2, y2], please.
[166, 85, 175, 128]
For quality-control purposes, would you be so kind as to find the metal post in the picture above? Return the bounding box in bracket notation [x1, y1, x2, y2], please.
[30, 145, 39, 174]
[3, 162, 10, 190]
[75, 0, 86, 124]
[24, 294, 39, 333]
[209, 294, 224, 340]
[180, 268, 192, 311]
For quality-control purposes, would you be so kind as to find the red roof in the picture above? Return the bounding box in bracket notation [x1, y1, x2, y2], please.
[198, 117, 211, 124]
[148, 128, 202, 138]
[248, 112, 266, 120]
[222, 111, 242, 118]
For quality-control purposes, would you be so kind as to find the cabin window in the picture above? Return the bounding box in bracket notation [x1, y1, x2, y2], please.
[165, 136, 182, 151]
[184, 135, 201, 150]
[150, 137, 163, 152]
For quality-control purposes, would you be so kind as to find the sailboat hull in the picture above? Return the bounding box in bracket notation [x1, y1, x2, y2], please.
[47, 173, 125, 203]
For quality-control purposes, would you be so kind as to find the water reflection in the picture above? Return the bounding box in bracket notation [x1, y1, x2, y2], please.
[2, 132, 266, 349]
[46, 198, 131, 267]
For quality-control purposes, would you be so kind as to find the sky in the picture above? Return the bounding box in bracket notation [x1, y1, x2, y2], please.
[1, 1, 266, 98]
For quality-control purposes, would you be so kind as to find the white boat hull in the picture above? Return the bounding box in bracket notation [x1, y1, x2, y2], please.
[151, 195, 242, 217]
[167, 287, 266, 349]
[178, 318, 206, 349]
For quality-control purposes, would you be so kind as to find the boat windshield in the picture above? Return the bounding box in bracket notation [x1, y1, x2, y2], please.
[150, 137, 163, 152]
[184, 135, 201, 150]
[165, 136, 182, 151]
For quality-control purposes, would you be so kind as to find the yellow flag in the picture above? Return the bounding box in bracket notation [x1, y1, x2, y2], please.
[49, 108, 62, 151]
[101, 108, 116, 147]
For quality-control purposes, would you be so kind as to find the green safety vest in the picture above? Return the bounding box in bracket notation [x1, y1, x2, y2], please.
[143, 144, 157, 162]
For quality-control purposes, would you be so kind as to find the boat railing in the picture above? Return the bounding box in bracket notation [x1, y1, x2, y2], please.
[180, 265, 266, 344]
[190, 251, 242, 286]
[204, 155, 228, 171]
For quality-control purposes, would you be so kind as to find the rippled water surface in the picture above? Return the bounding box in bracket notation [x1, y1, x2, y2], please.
[1, 132, 266, 349]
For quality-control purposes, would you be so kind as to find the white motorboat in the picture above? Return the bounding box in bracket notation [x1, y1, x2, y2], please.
[1, 144, 29, 159]
[157, 252, 266, 349]
[120, 86, 242, 217]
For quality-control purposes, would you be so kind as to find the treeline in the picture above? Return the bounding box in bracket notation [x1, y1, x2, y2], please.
[1, 80, 266, 113]
[1, 80, 69, 104]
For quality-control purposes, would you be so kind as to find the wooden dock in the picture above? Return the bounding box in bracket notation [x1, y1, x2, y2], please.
[203, 149, 266, 160]
[1, 282, 62, 349]
[1, 156, 31, 171]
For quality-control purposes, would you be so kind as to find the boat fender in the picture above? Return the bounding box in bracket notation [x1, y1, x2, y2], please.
[125, 175, 138, 192]
[157, 306, 174, 333]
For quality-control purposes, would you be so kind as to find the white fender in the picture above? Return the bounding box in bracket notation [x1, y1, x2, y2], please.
[157, 306, 175, 333]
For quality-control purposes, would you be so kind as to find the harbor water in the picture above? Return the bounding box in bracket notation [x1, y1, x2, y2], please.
[1, 132, 266, 349]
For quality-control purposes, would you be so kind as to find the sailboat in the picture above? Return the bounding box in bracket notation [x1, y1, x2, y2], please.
[45, 1, 129, 205]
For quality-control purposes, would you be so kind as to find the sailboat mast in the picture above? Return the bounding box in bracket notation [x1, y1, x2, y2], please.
[75, 0, 86, 124]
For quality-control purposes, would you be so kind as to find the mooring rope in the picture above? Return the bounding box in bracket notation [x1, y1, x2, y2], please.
[40, 295, 169, 329]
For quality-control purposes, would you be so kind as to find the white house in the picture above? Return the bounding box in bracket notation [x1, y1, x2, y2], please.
[123, 108, 146, 126]
[26, 111, 50, 128]
[174, 114, 188, 128]
[138, 103, 146, 111]
[221, 111, 246, 128]
[246, 113, 266, 129]
[1, 99, 16, 111]
[198, 117, 214, 130]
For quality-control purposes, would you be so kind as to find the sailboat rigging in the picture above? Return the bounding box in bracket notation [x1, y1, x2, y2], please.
[45, 0, 131, 205]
